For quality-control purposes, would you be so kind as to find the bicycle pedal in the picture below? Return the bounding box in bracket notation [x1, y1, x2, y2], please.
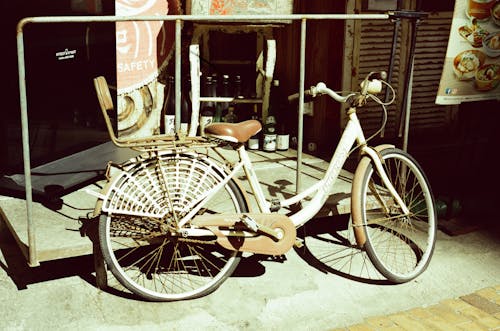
[240, 215, 281, 241]
[240, 215, 259, 232]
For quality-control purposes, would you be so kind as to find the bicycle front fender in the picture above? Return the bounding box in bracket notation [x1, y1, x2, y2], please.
[351, 144, 395, 247]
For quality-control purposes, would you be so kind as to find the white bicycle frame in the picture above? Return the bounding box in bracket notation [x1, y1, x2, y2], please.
[177, 83, 409, 231]
[237, 107, 409, 229]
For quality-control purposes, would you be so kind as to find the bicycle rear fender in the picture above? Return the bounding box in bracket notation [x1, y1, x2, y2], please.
[89, 161, 121, 218]
[89, 151, 252, 218]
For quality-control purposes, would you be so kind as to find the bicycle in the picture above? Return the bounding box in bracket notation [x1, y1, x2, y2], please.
[91, 71, 437, 301]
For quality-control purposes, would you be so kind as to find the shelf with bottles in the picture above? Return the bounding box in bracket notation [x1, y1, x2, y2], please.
[199, 68, 262, 104]
[198, 70, 265, 122]
[189, 23, 277, 136]
[159, 72, 263, 138]
[191, 67, 274, 132]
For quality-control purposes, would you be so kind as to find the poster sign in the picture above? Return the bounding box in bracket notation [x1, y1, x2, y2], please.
[435, 0, 500, 105]
[115, 0, 179, 138]
[186, 0, 293, 15]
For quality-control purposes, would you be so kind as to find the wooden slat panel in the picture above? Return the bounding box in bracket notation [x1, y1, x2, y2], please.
[409, 12, 454, 132]
[345, 10, 456, 136]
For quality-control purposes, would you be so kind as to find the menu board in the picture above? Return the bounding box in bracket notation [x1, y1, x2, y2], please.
[436, 0, 500, 105]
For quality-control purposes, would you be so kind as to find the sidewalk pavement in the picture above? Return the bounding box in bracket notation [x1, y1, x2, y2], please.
[1, 148, 500, 330]
[334, 285, 500, 330]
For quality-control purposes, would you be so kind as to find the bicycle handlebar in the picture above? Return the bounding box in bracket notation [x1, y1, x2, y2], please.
[287, 89, 315, 103]
[288, 71, 387, 104]
[311, 82, 354, 103]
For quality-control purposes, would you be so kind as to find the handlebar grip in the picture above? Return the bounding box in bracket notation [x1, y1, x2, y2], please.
[360, 79, 383, 94]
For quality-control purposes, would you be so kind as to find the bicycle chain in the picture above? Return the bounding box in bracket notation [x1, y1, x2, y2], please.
[177, 237, 218, 245]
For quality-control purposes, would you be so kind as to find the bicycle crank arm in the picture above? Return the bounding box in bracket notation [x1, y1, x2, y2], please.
[191, 213, 296, 256]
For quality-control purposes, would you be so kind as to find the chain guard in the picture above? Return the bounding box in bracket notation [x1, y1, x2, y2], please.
[191, 213, 296, 255]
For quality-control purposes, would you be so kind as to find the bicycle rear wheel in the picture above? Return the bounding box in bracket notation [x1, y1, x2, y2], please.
[98, 152, 248, 301]
[351, 148, 436, 283]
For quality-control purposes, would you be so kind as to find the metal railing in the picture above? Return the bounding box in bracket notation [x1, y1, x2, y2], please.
[16, 13, 390, 266]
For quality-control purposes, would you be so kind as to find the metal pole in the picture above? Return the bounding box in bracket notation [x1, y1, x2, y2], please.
[16, 21, 38, 267]
[399, 18, 421, 151]
[381, 0, 402, 137]
[402, 61, 414, 152]
[175, 19, 182, 132]
[296, 18, 307, 194]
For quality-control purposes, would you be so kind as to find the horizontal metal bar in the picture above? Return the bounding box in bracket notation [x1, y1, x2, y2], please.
[17, 13, 390, 28]
[388, 10, 429, 20]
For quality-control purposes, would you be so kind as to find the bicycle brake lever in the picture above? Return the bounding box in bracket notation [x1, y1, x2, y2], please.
[369, 71, 387, 81]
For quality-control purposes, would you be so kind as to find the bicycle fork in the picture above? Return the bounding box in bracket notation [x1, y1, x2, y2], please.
[351, 145, 410, 247]
[363, 147, 410, 214]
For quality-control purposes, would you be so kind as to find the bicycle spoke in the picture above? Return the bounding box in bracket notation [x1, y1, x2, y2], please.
[300, 221, 386, 282]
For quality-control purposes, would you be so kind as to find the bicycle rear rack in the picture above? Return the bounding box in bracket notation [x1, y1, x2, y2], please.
[93, 76, 217, 152]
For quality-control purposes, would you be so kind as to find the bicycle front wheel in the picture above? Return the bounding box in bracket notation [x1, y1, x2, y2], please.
[351, 148, 437, 283]
[98, 152, 248, 301]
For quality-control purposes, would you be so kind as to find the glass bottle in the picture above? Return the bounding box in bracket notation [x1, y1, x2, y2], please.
[277, 122, 289, 151]
[224, 105, 238, 123]
[248, 104, 260, 150]
[233, 75, 244, 99]
[180, 77, 191, 135]
[211, 73, 221, 122]
[218, 74, 231, 121]
[161, 75, 175, 136]
[262, 115, 277, 152]
[263, 79, 284, 152]
[200, 75, 216, 136]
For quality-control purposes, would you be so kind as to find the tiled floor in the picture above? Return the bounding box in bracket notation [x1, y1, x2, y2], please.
[334, 285, 500, 330]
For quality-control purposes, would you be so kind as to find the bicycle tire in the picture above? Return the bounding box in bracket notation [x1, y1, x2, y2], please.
[351, 147, 437, 283]
[98, 152, 248, 301]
